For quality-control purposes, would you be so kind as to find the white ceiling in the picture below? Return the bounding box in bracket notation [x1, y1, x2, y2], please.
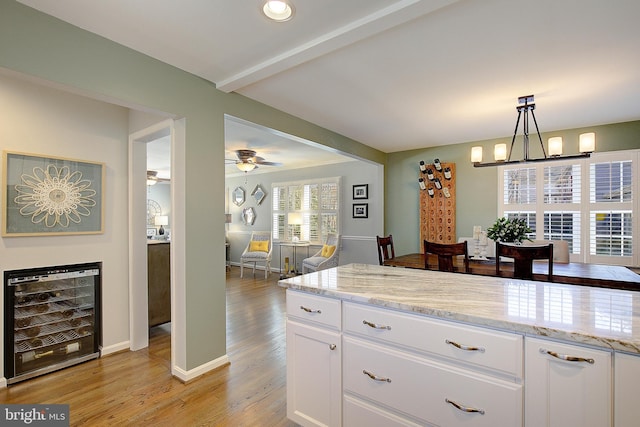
[19, 0, 640, 173]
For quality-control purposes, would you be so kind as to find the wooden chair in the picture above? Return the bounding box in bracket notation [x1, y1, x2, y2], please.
[496, 242, 553, 281]
[423, 240, 470, 273]
[376, 235, 395, 265]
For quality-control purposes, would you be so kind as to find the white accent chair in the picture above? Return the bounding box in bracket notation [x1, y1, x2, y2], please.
[240, 231, 273, 278]
[302, 234, 341, 273]
[525, 239, 570, 263]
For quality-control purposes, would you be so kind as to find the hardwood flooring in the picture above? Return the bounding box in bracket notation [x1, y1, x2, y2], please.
[1, 268, 296, 427]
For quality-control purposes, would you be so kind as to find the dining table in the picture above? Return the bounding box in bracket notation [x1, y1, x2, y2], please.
[383, 253, 640, 291]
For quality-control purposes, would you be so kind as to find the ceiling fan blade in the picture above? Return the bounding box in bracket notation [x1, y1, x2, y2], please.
[236, 149, 256, 160]
[255, 160, 282, 166]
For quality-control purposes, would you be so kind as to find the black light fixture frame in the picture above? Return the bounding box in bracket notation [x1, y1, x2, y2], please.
[473, 95, 591, 167]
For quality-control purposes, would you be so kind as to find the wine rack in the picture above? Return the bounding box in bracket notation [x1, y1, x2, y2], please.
[4, 263, 101, 384]
[420, 161, 456, 246]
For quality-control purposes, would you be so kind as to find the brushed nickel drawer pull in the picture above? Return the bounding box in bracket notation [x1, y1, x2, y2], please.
[363, 320, 391, 330]
[540, 348, 595, 364]
[445, 398, 485, 415]
[362, 369, 391, 383]
[445, 339, 485, 353]
[299, 305, 321, 314]
[329, 344, 336, 351]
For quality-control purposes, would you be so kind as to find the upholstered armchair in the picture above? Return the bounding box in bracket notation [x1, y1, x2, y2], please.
[302, 234, 341, 273]
[240, 231, 273, 278]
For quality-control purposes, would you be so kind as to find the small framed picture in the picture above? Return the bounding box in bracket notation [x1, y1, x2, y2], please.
[353, 184, 368, 200]
[352, 203, 368, 219]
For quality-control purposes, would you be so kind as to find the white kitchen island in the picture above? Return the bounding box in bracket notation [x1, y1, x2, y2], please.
[279, 263, 640, 427]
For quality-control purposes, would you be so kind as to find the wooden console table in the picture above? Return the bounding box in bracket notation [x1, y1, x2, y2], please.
[148, 241, 171, 326]
[383, 253, 640, 291]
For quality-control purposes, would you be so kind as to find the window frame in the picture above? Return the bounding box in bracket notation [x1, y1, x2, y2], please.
[272, 177, 341, 245]
[497, 149, 639, 266]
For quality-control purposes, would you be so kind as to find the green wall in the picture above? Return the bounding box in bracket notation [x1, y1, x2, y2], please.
[386, 121, 640, 256]
[0, 0, 385, 371]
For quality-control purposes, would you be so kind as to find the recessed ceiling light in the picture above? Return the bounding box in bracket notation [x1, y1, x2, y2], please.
[262, 0, 294, 22]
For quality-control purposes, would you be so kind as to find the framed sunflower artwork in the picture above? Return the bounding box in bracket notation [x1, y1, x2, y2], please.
[2, 151, 105, 236]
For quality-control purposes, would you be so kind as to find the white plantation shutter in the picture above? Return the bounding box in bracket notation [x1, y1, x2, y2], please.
[588, 158, 634, 261]
[497, 150, 638, 265]
[504, 167, 536, 205]
[272, 177, 340, 245]
[544, 164, 581, 204]
[544, 212, 580, 253]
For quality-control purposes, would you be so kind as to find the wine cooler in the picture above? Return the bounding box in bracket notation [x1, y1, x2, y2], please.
[4, 262, 101, 384]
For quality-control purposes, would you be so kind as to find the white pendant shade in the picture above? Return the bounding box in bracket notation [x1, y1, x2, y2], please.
[494, 143, 507, 161]
[471, 146, 483, 163]
[548, 137, 563, 156]
[579, 132, 596, 153]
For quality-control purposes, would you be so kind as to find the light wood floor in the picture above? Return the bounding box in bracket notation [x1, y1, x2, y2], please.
[1, 267, 296, 427]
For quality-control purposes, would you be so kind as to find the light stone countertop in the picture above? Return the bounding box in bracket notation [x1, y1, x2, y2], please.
[278, 263, 640, 354]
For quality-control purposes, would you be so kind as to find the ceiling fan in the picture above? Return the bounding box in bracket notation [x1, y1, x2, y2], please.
[226, 149, 283, 172]
[146, 170, 170, 185]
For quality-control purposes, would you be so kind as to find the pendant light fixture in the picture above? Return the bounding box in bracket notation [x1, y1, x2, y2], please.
[471, 95, 595, 167]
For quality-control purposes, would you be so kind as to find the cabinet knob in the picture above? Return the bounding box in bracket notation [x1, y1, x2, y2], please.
[540, 348, 595, 364]
[329, 344, 336, 351]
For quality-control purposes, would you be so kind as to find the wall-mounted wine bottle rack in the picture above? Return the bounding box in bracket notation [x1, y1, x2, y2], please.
[419, 161, 456, 249]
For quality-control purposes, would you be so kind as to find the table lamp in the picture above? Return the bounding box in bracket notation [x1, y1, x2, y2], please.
[288, 213, 303, 242]
[155, 215, 169, 235]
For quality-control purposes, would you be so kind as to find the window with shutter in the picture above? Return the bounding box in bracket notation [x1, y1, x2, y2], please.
[497, 150, 638, 265]
[272, 177, 341, 245]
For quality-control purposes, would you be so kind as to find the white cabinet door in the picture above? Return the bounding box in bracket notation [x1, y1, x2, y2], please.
[614, 352, 640, 427]
[525, 337, 612, 427]
[287, 320, 341, 427]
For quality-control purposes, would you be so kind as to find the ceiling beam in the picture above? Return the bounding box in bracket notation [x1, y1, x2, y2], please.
[216, 0, 459, 93]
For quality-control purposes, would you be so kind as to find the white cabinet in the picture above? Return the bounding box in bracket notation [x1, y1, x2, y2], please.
[284, 289, 636, 427]
[342, 302, 523, 426]
[614, 352, 640, 427]
[344, 336, 522, 426]
[525, 337, 612, 427]
[286, 290, 341, 427]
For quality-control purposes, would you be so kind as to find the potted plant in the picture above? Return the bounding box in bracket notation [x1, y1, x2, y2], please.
[487, 217, 532, 244]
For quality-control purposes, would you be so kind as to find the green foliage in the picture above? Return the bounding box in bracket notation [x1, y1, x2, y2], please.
[487, 217, 532, 243]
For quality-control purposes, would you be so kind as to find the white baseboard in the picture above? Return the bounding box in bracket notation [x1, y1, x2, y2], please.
[0, 377, 7, 389]
[172, 354, 230, 382]
[101, 340, 131, 356]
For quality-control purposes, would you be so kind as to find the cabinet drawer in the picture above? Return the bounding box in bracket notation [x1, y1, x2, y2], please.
[344, 394, 427, 427]
[344, 302, 522, 378]
[344, 337, 523, 427]
[286, 290, 341, 330]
